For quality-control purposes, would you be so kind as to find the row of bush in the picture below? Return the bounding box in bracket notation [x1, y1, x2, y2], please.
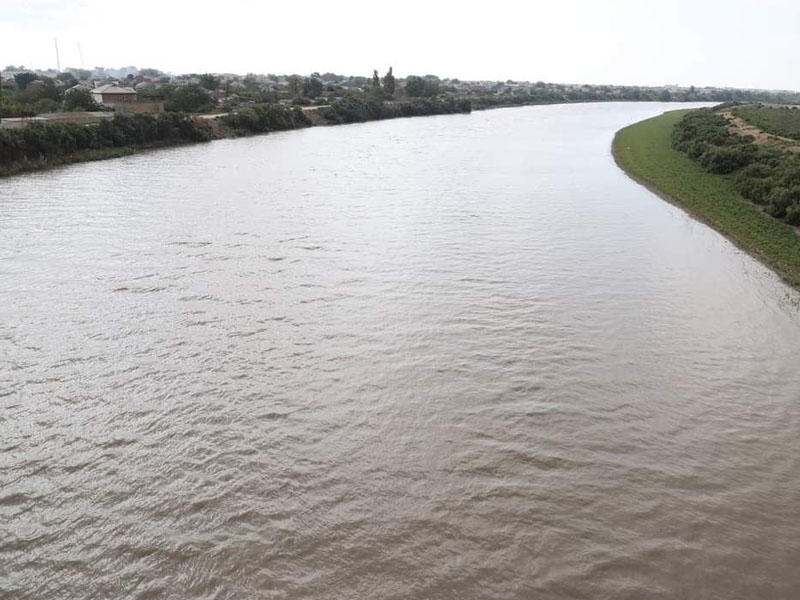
[672, 107, 800, 225]
[219, 96, 472, 134]
[219, 104, 310, 134]
[0, 113, 212, 166]
[319, 95, 471, 124]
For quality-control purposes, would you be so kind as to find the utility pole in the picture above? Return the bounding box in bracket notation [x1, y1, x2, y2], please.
[54, 38, 61, 72]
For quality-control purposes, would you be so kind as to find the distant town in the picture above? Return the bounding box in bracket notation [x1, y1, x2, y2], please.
[4, 64, 800, 126]
[5, 63, 800, 179]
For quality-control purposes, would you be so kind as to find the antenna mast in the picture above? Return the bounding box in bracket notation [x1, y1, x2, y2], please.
[54, 38, 61, 72]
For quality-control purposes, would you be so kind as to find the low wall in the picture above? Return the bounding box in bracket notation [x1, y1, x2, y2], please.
[1, 112, 114, 128]
[114, 102, 164, 114]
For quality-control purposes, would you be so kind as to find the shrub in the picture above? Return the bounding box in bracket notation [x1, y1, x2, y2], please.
[785, 203, 800, 225]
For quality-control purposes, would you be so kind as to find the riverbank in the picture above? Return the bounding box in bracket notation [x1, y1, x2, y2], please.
[0, 140, 213, 178]
[613, 109, 800, 290]
[0, 98, 472, 178]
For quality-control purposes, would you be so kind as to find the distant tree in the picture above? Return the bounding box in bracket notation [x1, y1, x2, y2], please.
[165, 84, 213, 113]
[382, 67, 395, 97]
[199, 73, 218, 90]
[403, 75, 440, 98]
[287, 75, 302, 96]
[14, 72, 37, 91]
[139, 68, 163, 78]
[372, 69, 381, 91]
[57, 72, 78, 87]
[404, 75, 424, 97]
[63, 88, 100, 111]
[72, 69, 92, 80]
[20, 77, 61, 103]
[34, 98, 59, 113]
[303, 77, 324, 99]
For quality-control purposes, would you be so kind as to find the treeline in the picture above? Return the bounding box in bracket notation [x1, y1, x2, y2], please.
[0, 113, 211, 168]
[0, 71, 107, 117]
[467, 84, 800, 110]
[672, 106, 800, 225]
[219, 96, 471, 135]
[318, 95, 471, 124]
[220, 104, 311, 134]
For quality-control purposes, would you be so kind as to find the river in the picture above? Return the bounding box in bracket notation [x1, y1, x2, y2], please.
[2, 102, 799, 599]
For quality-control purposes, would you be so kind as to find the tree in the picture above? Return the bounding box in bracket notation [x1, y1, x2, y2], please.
[57, 72, 78, 87]
[165, 84, 213, 113]
[287, 75, 302, 96]
[63, 88, 100, 111]
[199, 73, 218, 90]
[372, 69, 381, 91]
[404, 76, 424, 97]
[34, 98, 59, 113]
[403, 75, 440, 98]
[14, 72, 37, 91]
[382, 67, 395, 97]
[303, 77, 324, 99]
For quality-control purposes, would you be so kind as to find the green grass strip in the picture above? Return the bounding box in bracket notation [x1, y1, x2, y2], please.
[613, 109, 800, 290]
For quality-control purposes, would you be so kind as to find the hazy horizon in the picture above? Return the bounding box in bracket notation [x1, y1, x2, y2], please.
[2, 0, 800, 91]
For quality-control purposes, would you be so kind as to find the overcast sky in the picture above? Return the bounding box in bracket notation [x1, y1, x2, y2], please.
[1, 0, 799, 89]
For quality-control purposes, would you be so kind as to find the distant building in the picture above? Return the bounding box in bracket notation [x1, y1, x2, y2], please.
[91, 84, 137, 106]
[66, 83, 92, 94]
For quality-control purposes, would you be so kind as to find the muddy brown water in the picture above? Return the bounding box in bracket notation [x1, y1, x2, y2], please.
[2, 102, 799, 599]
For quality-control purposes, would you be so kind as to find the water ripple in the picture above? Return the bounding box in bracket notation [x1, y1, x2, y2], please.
[1, 103, 799, 600]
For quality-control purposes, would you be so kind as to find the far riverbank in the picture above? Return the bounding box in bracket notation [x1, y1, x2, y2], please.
[0, 97, 470, 179]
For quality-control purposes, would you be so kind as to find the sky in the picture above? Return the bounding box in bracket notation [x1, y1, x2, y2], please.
[1, 0, 799, 90]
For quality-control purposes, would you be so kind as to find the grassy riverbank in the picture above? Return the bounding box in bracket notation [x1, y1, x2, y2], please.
[613, 110, 800, 290]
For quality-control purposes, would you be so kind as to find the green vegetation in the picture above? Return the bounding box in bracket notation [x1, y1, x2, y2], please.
[318, 94, 470, 124]
[62, 88, 100, 112]
[673, 106, 800, 224]
[404, 75, 441, 98]
[0, 113, 212, 176]
[221, 104, 311, 135]
[382, 67, 396, 97]
[0, 92, 471, 176]
[734, 104, 800, 140]
[613, 110, 800, 290]
[466, 84, 800, 110]
[13, 72, 37, 91]
[1, 72, 63, 117]
[162, 84, 214, 113]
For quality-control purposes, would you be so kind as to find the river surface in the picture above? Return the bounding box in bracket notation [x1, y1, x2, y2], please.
[2, 103, 800, 599]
